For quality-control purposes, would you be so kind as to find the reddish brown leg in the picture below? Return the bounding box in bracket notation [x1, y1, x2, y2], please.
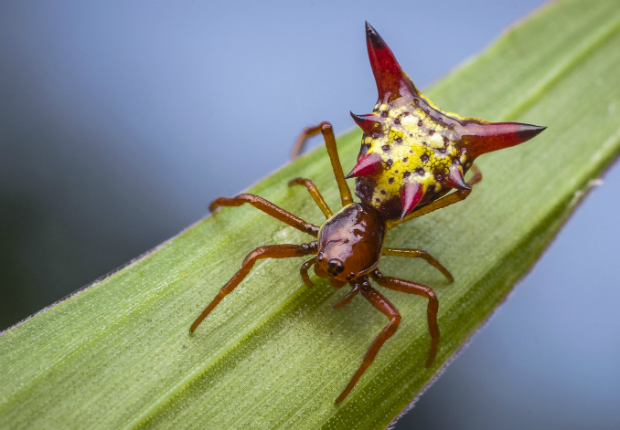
[290, 122, 354, 208]
[288, 178, 333, 218]
[190, 242, 317, 333]
[210, 193, 319, 237]
[387, 165, 483, 229]
[332, 283, 361, 309]
[371, 269, 439, 368]
[300, 257, 316, 287]
[290, 125, 323, 159]
[382, 248, 454, 282]
[336, 281, 401, 403]
[468, 164, 483, 186]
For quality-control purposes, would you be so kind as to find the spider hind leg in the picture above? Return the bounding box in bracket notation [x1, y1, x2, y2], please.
[288, 178, 333, 218]
[387, 164, 483, 229]
[289, 122, 353, 208]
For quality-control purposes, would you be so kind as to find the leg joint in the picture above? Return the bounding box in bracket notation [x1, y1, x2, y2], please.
[391, 313, 401, 327]
[320, 121, 333, 132]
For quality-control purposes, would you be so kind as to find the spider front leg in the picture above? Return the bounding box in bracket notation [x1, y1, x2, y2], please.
[210, 193, 319, 237]
[332, 281, 363, 309]
[299, 257, 316, 287]
[289, 122, 354, 208]
[336, 279, 401, 403]
[190, 242, 318, 332]
[387, 165, 483, 229]
[371, 269, 439, 368]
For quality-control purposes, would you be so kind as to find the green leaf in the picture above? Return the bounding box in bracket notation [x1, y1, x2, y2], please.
[2, 0, 620, 428]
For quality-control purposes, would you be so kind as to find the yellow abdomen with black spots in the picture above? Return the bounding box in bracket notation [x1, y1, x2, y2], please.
[348, 23, 546, 220]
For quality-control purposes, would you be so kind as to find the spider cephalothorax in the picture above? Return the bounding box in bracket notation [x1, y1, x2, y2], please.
[348, 23, 546, 220]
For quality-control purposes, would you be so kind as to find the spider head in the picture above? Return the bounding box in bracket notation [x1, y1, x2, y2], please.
[314, 203, 386, 286]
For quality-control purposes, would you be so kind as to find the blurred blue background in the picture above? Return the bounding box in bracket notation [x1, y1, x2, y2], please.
[1, 1, 619, 429]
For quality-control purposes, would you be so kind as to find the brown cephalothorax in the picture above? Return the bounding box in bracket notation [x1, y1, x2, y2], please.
[315, 202, 386, 285]
[190, 23, 545, 404]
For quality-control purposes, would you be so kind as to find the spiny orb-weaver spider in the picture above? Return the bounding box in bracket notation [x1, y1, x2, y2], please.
[190, 23, 545, 403]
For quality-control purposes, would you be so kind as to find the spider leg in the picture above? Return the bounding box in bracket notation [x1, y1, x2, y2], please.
[288, 178, 333, 218]
[289, 122, 353, 208]
[210, 193, 319, 237]
[382, 247, 453, 282]
[371, 269, 439, 368]
[299, 257, 316, 287]
[336, 281, 400, 403]
[190, 242, 318, 333]
[468, 164, 483, 186]
[290, 124, 323, 159]
[387, 165, 483, 229]
[332, 283, 361, 309]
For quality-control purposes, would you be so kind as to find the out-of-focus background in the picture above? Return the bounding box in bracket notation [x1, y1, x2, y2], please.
[1, 1, 619, 429]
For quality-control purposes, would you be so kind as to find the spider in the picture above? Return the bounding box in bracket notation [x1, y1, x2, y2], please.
[190, 23, 545, 403]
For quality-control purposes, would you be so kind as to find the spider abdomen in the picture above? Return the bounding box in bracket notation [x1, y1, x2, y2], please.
[348, 23, 545, 221]
[353, 97, 471, 220]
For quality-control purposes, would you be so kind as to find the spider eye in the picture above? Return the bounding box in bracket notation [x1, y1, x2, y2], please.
[318, 252, 324, 262]
[327, 259, 345, 276]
